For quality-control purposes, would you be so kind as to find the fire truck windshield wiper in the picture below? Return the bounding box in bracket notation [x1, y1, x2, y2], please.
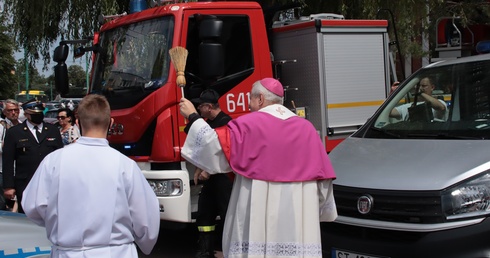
[109, 70, 147, 81]
[106, 71, 150, 91]
[406, 133, 484, 140]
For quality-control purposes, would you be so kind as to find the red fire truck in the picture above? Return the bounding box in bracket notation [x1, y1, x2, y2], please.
[53, 1, 391, 223]
[433, 16, 490, 62]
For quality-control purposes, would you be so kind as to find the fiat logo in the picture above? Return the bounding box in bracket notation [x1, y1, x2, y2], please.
[357, 194, 374, 214]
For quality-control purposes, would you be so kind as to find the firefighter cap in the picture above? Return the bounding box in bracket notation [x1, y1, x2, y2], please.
[259, 78, 284, 97]
[191, 89, 220, 105]
[22, 98, 45, 113]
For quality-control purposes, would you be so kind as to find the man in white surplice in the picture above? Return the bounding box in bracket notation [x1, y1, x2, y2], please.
[22, 94, 160, 257]
[179, 78, 337, 258]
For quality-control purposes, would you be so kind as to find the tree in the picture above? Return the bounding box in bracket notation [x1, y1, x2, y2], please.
[3, 0, 129, 71]
[0, 12, 17, 99]
[15, 59, 48, 93]
[3, 0, 490, 73]
[68, 65, 87, 89]
[340, 1, 490, 53]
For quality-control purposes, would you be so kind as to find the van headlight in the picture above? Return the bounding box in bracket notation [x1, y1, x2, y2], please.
[442, 173, 490, 220]
[147, 179, 183, 197]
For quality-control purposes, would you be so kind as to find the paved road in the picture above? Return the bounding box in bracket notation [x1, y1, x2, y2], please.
[138, 223, 197, 258]
[138, 222, 224, 258]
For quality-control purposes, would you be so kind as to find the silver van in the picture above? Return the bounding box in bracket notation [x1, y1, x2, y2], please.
[323, 53, 490, 258]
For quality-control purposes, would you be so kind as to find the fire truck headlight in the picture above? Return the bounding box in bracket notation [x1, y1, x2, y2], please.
[442, 172, 490, 220]
[147, 179, 183, 197]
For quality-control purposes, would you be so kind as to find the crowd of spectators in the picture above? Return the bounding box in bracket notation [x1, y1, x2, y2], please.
[0, 98, 81, 211]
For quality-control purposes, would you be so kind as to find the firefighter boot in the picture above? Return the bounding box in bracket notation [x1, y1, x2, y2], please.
[195, 232, 215, 258]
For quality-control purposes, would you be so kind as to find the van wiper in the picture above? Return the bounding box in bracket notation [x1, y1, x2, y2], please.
[369, 126, 402, 138]
[406, 133, 484, 139]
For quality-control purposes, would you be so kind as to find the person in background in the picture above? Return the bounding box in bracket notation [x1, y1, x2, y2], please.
[0, 99, 22, 211]
[17, 101, 26, 122]
[390, 81, 400, 94]
[22, 94, 160, 257]
[179, 78, 337, 258]
[0, 100, 23, 136]
[390, 77, 447, 121]
[57, 108, 80, 145]
[2, 99, 63, 213]
[67, 100, 74, 111]
[184, 89, 233, 258]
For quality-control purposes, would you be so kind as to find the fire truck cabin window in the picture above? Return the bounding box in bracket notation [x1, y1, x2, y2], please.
[185, 15, 253, 98]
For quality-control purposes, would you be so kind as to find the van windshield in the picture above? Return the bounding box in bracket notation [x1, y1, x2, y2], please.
[363, 58, 490, 139]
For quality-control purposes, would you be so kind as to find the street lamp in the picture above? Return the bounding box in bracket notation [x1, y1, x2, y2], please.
[45, 82, 53, 101]
[24, 48, 29, 100]
[11, 70, 20, 99]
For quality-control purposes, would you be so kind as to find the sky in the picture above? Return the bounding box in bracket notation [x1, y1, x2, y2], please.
[4, 1, 93, 79]
[1, 1, 84, 77]
[4, 1, 93, 78]
[14, 47, 89, 77]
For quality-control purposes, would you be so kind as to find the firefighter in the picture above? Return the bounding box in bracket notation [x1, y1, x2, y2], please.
[184, 89, 233, 258]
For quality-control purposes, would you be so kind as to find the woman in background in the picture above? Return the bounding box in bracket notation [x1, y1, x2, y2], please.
[57, 108, 80, 145]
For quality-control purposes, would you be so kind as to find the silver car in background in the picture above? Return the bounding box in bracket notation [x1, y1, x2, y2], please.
[323, 53, 490, 258]
[0, 211, 50, 257]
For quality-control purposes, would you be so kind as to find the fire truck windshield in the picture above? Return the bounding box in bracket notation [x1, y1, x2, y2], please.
[91, 16, 174, 109]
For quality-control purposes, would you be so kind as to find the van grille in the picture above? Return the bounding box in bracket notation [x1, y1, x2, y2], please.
[334, 185, 444, 224]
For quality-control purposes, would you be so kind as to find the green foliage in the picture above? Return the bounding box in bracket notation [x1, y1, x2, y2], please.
[337, 0, 490, 59]
[68, 64, 87, 89]
[15, 59, 48, 96]
[3, 0, 129, 70]
[0, 14, 17, 99]
[245, 1, 490, 62]
[3, 0, 490, 73]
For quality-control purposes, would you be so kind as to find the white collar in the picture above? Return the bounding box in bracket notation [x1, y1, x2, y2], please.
[258, 104, 296, 120]
[3, 118, 21, 127]
[26, 120, 44, 130]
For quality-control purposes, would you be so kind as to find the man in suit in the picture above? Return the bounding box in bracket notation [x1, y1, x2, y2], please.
[2, 99, 63, 213]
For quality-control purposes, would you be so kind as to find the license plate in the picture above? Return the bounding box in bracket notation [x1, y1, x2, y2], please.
[332, 248, 387, 258]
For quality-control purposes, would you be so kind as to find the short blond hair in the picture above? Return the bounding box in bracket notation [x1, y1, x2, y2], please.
[77, 95, 111, 131]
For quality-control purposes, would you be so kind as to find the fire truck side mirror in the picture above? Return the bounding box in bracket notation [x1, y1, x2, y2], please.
[199, 17, 222, 39]
[54, 63, 69, 95]
[53, 45, 70, 96]
[199, 17, 224, 80]
[74, 46, 85, 59]
[53, 45, 69, 62]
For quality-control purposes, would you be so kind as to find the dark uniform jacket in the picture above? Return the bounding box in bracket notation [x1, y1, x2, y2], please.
[206, 111, 232, 129]
[2, 121, 63, 189]
[184, 111, 232, 133]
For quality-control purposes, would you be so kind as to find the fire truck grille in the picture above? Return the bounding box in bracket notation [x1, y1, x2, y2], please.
[333, 185, 445, 224]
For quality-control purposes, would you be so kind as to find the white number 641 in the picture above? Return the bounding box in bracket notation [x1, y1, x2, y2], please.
[226, 92, 250, 113]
